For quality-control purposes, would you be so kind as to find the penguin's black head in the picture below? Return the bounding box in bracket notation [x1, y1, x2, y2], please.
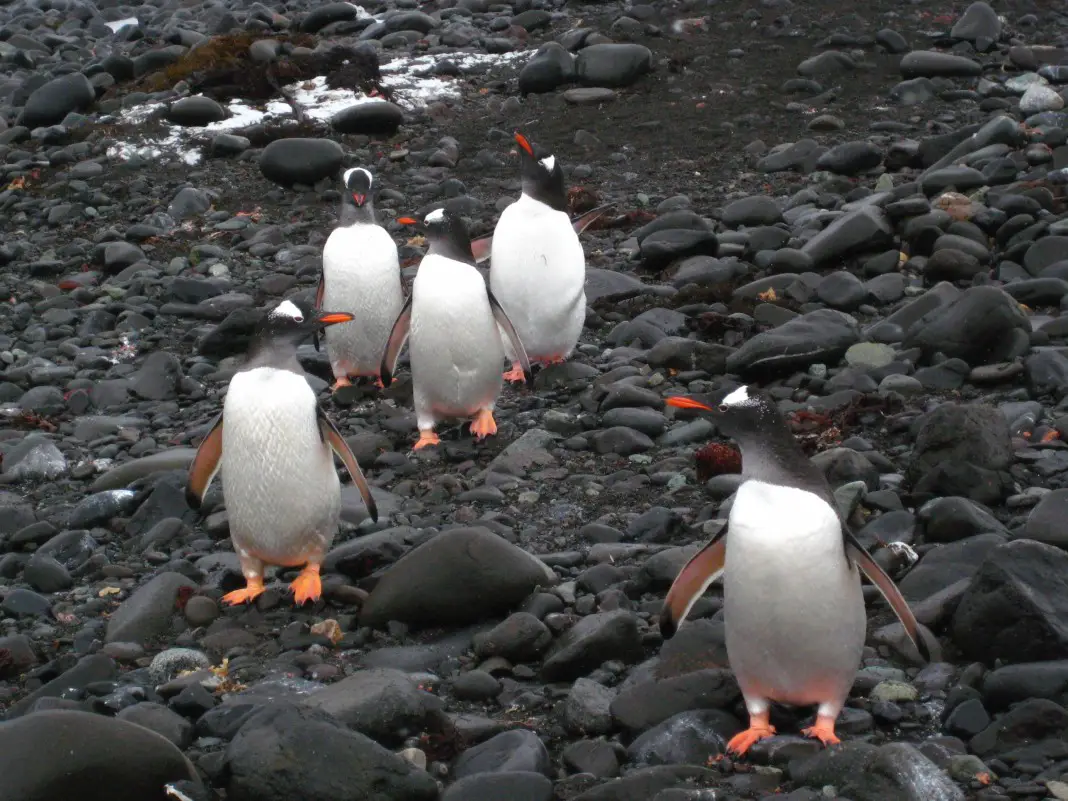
[254, 298, 354, 348]
[343, 166, 374, 208]
[514, 131, 568, 213]
[398, 208, 475, 265]
[666, 384, 784, 442]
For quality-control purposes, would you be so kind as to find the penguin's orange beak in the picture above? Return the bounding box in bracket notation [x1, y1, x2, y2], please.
[397, 217, 418, 225]
[514, 132, 534, 156]
[352, 193, 366, 206]
[316, 312, 355, 326]
[665, 396, 714, 411]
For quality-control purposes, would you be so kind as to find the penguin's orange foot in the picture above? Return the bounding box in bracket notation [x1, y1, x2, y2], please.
[373, 375, 386, 389]
[503, 365, 526, 383]
[222, 578, 265, 606]
[289, 565, 322, 605]
[541, 354, 568, 365]
[330, 377, 352, 392]
[726, 716, 776, 758]
[414, 430, 441, 450]
[471, 409, 497, 440]
[801, 716, 841, 747]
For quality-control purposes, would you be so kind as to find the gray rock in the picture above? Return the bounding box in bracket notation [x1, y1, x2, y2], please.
[575, 44, 652, 88]
[952, 540, 1068, 664]
[542, 611, 644, 681]
[258, 138, 344, 187]
[0, 710, 201, 801]
[726, 309, 860, 375]
[21, 73, 95, 127]
[359, 527, 557, 628]
[226, 703, 438, 801]
[105, 572, 197, 645]
[452, 728, 552, 779]
[303, 668, 431, 744]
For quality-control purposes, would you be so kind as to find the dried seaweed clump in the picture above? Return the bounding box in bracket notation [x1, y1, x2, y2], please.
[134, 33, 389, 105]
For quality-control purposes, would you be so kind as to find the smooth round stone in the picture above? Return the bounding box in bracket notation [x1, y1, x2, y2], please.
[845, 342, 895, 369]
[562, 87, 617, 105]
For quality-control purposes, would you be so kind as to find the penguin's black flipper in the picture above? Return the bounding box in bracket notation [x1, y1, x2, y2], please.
[316, 405, 378, 523]
[487, 289, 533, 387]
[659, 524, 728, 640]
[379, 295, 413, 387]
[186, 411, 224, 510]
[843, 530, 931, 662]
[570, 202, 614, 235]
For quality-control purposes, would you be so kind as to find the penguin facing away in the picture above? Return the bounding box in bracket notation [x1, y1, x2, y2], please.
[380, 208, 533, 450]
[659, 385, 929, 757]
[316, 167, 404, 392]
[186, 298, 379, 606]
[486, 132, 587, 383]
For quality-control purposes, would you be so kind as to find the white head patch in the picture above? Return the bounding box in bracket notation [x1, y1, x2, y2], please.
[343, 167, 372, 186]
[270, 299, 304, 322]
[539, 155, 556, 172]
[425, 208, 445, 224]
[721, 385, 756, 407]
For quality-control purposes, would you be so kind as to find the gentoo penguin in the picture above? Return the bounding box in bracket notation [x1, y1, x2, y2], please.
[483, 132, 586, 382]
[316, 166, 404, 392]
[380, 207, 533, 450]
[659, 385, 929, 756]
[186, 298, 378, 606]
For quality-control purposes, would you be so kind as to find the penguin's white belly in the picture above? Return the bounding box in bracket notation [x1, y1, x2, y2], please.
[723, 480, 865, 707]
[409, 256, 503, 421]
[490, 198, 585, 361]
[322, 224, 403, 376]
[220, 368, 341, 565]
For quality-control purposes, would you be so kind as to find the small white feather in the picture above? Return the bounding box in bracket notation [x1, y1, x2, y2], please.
[343, 166, 372, 186]
[271, 299, 304, 322]
[539, 155, 556, 172]
[425, 208, 445, 223]
[721, 385, 751, 406]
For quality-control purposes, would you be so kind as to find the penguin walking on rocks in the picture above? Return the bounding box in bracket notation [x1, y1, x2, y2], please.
[380, 208, 532, 450]
[659, 385, 929, 757]
[482, 132, 589, 382]
[317, 167, 403, 392]
[186, 298, 378, 606]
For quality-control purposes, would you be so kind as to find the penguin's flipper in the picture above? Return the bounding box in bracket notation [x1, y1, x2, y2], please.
[659, 526, 727, 639]
[486, 289, 533, 386]
[571, 202, 614, 235]
[186, 412, 224, 510]
[379, 295, 413, 386]
[316, 405, 379, 523]
[470, 234, 492, 265]
[843, 531, 930, 662]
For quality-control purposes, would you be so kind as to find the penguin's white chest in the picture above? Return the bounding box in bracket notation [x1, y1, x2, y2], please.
[220, 368, 341, 564]
[723, 480, 865, 707]
[322, 223, 403, 375]
[489, 194, 585, 361]
[409, 254, 503, 420]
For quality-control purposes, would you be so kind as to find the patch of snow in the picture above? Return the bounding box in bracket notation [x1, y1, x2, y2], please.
[107, 51, 528, 164]
[106, 17, 138, 33]
[347, 3, 375, 20]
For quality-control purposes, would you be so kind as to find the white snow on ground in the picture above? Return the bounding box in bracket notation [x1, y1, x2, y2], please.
[105, 50, 528, 165]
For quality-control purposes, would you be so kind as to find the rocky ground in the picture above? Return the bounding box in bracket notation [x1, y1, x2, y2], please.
[2, 0, 1068, 799]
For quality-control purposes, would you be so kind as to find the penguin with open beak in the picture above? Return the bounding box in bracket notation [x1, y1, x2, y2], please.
[660, 385, 929, 757]
[316, 167, 404, 392]
[478, 132, 589, 383]
[186, 298, 378, 606]
[380, 208, 533, 450]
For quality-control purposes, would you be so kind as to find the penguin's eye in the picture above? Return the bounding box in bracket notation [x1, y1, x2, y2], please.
[717, 404, 729, 413]
[293, 315, 304, 323]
